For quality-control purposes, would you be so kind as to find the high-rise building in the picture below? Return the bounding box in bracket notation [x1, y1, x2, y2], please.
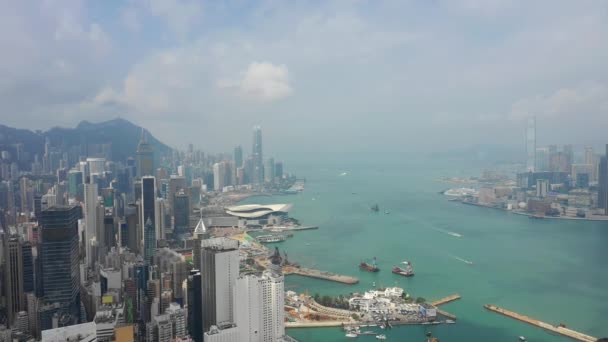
[252, 126, 264, 185]
[84, 180, 99, 267]
[526, 118, 536, 172]
[187, 270, 202, 342]
[155, 197, 167, 242]
[274, 162, 283, 180]
[38, 205, 82, 330]
[144, 217, 156, 263]
[598, 145, 608, 215]
[141, 176, 156, 254]
[234, 146, 243, 169]
[265, 158, 275, 183]
[200, 238, 239, 334]
[86, 158, 106, 177]
[3, 234, 25, 326]
[173, 190, 189, 237]
[535, 148, 549, 172]
[136, 129, 154, 178]
[236, 271, 285, 342]
[67, 170, 83, 200]
[585, 146, 594, 165]
[22, 241, 34, 293]
[213, 162, 226, 192]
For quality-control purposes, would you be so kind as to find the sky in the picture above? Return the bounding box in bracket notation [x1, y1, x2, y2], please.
[1, 0, 607, 157]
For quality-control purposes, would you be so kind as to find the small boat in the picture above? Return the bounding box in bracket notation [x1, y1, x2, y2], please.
[345, 332, 358, 338]
[371, 204, 379, 212]
[372, 281, 376, 287]
[376, 335, 386, 340]
[384, 210, 390, 214]
[518, 337, 527, 342]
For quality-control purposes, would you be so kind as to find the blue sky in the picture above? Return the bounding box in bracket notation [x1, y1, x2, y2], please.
[1, 0, 607, 155]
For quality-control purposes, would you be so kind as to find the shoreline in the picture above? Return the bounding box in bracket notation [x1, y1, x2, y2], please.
[455, 200, 608, 221]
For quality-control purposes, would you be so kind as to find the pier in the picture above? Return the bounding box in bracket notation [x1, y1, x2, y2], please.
[283, 266, 359, 284]
[431, 294, 461, 306]
[265, 225, 319, 232]
[484, 304, 597, 342]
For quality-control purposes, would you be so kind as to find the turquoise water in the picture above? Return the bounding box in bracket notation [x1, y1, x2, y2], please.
[243, 158, 608, 342]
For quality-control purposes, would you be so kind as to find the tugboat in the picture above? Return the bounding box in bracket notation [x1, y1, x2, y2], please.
[392, 261, 414, 277]
[371, 204, 379, 212]
[359, 257, 380, 272]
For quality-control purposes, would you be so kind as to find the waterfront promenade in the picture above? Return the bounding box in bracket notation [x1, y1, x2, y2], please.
[283, 265, 359, 284]
[484, 305, 597, 342]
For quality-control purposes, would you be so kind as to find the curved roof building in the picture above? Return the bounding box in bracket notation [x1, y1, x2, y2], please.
[224, 204, 292, 219]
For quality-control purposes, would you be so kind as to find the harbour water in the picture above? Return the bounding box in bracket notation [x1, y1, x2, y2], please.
[242, 157, 608, 342]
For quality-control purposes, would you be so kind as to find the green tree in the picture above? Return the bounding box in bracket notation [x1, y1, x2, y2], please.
[415, 297, 426, 304]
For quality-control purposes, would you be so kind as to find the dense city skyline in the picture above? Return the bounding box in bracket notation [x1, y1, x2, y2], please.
[2, 1, 608, 153]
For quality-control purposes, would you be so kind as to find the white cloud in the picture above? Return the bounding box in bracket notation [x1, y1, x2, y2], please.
[509, 82, 608, 121]
[121, 7, 141, 33]
[146, 0, 202, 39]
[220, 62, 292, 102]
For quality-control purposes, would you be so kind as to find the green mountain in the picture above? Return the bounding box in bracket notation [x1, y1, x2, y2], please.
[0, 118, 172, 166]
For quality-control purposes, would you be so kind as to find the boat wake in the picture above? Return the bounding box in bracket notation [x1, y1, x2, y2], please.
[449, 254, 474, 265]
[431, 227, 463, 238]
[339, 172, 349, 176]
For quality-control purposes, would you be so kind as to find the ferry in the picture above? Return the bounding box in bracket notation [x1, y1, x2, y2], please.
[345, 332, 358, 338]
[392, 261, 414, 277]
[376, 335, 386, 340]
[256, 234, 286, 243]
[359, 257, 380, 272]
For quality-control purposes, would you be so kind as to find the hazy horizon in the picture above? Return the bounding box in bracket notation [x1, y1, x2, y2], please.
[1, 1, 607, 154]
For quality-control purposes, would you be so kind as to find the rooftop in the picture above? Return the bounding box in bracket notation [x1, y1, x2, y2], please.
[224, 203, 292, 218]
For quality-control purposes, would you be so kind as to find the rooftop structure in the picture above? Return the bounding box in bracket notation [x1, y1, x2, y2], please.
[224, 203, 292, 219]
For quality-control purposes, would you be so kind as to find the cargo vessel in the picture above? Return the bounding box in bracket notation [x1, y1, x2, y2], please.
[392, 261, 414, 277]
[359, 257, 380, 272]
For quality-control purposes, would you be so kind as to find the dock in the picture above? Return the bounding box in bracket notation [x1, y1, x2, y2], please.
[265, 225, 319, 232]
[431, 294, 461, 306]
[283, 266, 359, 284]
[484, 304, 597, 342]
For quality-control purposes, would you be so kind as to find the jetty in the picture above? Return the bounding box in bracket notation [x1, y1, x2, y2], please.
[484, 304, 597, 342]
[283, 266, 359, 284]
[431, 294, 461, 306]
[265, 225, 319, 232]
[430, 294, 461, 320]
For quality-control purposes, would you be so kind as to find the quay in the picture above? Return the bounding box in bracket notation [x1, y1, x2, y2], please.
[431, 294, 461, 306]
[283, 266, 359, 284]
[484, 304, 597, 342]
[265, 225, 319, 232]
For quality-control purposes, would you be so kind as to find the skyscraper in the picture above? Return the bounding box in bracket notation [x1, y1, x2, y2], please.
[200, 238, 239, 333]
[265, 158, 275, 183]
[526, 118, 536, 172]
[84, 180, 99, 267]
[3, 234, 25, 326]
[252, 126, 264, 185]
[598, 145, 608, 215]
[535, 148, 549, 172]
[173, 190, 189, 237]
[141, 176, 156, 256]
[213, 162, 226, 191]
[187, 270, 202, 342]
[136, 129, 154, 178]
[144, 217, 156, 264]
[234, 146, 243, 169]
[38, 205, 82, 330]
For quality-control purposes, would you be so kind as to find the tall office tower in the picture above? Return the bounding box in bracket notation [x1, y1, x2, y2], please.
[236, 271, 286, 342]
[585, 147, 594, 165]
[200, 238, 240, 334]
[526, 117, 536, 172]
[168, 176, 186, 213]
[144, 218, 156, 263]
[84, 180, 99, 267]
[125, 203, 140, 254]
[86, 158, 106, 177]
[136, 129, 154, 178]
[252, 125, 264, 185]
[535, 148, 549, 172]
[21, 241, 34, 293]
[213, 162, 226, 191]
[274, 162, 283, 180]
[141, 176, 156, 253]
[187, 270, 202, 342]
[38, 205, 82, 330]
[264, 158, 275, 183]
[3, 234, 25, 326]
[155, 198, 166, 242]
[234, 146, 243, 169]
[173, 190, 189, 237]
[225, 161, 234, 187]
[598, 145, 608, 215]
